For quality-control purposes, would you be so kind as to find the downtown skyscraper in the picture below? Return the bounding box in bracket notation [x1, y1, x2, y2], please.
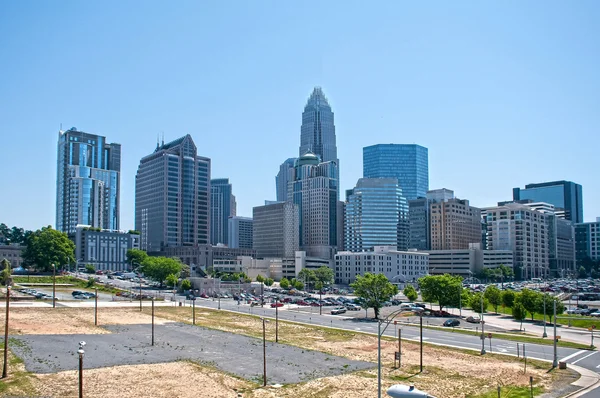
[135, 134, 210, 252]
[363, 144, 429, 201]
[210, 178, 236, 245]
[299, 87, 338, 165]
[56, 127, 121, 234]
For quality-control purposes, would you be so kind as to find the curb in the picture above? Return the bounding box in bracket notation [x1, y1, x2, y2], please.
[561, 364, 600, 398]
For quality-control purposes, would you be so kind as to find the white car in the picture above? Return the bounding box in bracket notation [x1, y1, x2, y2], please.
[590, 312, 600, 317]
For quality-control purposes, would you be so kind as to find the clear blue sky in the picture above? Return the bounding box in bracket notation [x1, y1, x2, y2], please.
[1, 1, 598, 231]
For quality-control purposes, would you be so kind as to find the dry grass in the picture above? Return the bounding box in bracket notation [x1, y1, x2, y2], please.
[0, 306, 579, 398]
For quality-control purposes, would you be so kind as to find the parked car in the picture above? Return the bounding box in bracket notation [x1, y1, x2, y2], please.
[331, 307, 347, 315]
[443, 319, 460, 327]
[466, 316, 481, 324]
[345, 304, 361, 311]
[200, 293, 209, 298]
[270, 302, 284, 308]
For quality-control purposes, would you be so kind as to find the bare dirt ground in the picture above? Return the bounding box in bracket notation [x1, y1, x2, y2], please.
[0, 306, 580, 398]
[33, 362, 253, 398]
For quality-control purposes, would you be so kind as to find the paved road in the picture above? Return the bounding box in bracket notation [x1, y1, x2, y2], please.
[187, 297, 600, 375]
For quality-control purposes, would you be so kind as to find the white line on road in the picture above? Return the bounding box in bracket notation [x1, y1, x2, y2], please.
[560, 350, 588, 362]
[571, 351, 598, 365]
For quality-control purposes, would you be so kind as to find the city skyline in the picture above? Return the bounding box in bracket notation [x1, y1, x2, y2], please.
[2, 2, 599, 230]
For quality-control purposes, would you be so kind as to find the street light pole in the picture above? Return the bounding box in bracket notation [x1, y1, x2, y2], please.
[52, 263, 56, 308]
[77, 341, 85, 398]
[151, 298, 155, 346]
[481, 294, 486, 355]
[275, 298, 279, 343]
[2, 286, 10, 379]
[459, 286, 462, 318]
[94, 288, 98, 326]
[552, 300, 558, 367]
[377, 320, 382, 398]
[542, 294, 548, 338]
[262, 318, 268, 387]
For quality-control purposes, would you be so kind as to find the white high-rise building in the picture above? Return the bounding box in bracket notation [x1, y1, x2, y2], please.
[228, 216, 253, 249]
[484, 203, 549, 279]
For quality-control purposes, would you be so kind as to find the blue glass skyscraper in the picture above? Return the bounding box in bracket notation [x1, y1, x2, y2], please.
[513, 181, 583, 223]
[344, 178, 409, 252]
[363, 144, 429, 201]
[56, 127, 121, 234]
[211, 178, 236, 245]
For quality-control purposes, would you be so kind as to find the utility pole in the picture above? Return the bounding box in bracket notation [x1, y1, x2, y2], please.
[542, 294, 547, 338]
[2, 286, 10, 378]
[552, 300, 558, 367]
[481, 294, 486, 355]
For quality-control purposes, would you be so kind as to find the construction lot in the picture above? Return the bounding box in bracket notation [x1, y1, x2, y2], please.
[0, 306, 582, 397]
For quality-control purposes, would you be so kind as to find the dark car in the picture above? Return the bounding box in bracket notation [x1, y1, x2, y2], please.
[443, 319, 460, 327]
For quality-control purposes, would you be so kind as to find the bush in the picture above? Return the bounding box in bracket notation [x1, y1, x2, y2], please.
[280, 277, 290, 289]
[85, 264, 95, 274]
[403, 285, 418, 301]
[86, 277, 96, 288]
[181, 279, 192, 291]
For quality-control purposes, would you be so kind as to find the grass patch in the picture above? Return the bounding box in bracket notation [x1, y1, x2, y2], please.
[467, 385, 543, 397]
[0, 344, 36, 396]
[12, 276, 122, 295]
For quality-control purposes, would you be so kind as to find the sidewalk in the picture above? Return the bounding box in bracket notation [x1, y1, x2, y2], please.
[458, 307, 595, 346]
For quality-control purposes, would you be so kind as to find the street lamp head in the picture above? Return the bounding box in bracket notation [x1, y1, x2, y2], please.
[79, 341, 86, 348]
[77, 349, 85, 355]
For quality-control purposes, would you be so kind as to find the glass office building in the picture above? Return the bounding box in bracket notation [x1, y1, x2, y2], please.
[363, 144, 429, 201]
[210, 178, 236, 245]
[299, 87, 338, 165]
[135, 135, 210, 252]
[56, 127, 121, 234]
[275, 158, 296, 202]
[513, 181, 583, 223]
[345, 178, 409, 252]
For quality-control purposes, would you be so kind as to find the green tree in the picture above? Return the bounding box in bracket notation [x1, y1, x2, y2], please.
[314, 266, 334, 286]
[512, 301, 527, 330]
[21, 226, 75, 272]
[141, 256, 183, 288]
[126, 249, 148, 270]
[297, 269, 316, 290]
[85, 264, 95, 274]
[86, 277, 96, 288]
[180, 264, 191, 279]
[181, 279, 192, 291]
[537, 293, 566, 319]
[280, 277, 290, 290]
[468, 292, 489, 314]
[519, 288, 541, 321]
[498, 264, 514, 279]
[166, 274, 178, 289]
[484, 285, 502, 313]
[578, 266, 588, 279]
[418, 274, 462, 311]
[256, 275, 265, 283]
[1, 259, 12, 286]
[292, 278, 304, 290]
[501, 290, 516, 310]
[264, 278, 274, 287]
[351, 273, 399, 319]
[403, 285, 418, 302]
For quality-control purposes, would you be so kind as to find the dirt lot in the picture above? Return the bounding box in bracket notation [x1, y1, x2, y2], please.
[0, 306, 580, 398]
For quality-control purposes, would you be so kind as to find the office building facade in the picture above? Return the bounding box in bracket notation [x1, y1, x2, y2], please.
[344, 178, 408, 252]
[430, 198, 482, 250]
[72, 225, 140, 271]
[484, 203, 549, 279]
[513, 181, 583, 223]
[428, 243, 513, 278]
[289, 152, 339, 259]
[575, 218, 600, 269]
[408, 189, 455, 251]
[210, 178, 236, 245]
[56, 127, 121, 234]
[0, 244, 24, 269]
[252, 201, 299, 259]
[276, 158, 297, 202]
[135, 135, 211, 252]
[363, 144, 429, 201]
[335, 246, 429, 285]
[228, 216, 253, 249]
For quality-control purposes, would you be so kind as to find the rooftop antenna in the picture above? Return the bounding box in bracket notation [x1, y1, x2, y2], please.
[161, 131, 164, 146]
[156, 133, 159, 150]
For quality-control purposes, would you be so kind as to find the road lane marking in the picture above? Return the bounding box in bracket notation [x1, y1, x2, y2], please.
[560, 350, 588, 362]
[571, 351, 598, 365]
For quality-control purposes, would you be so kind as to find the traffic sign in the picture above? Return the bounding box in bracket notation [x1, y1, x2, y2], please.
[488, 333, 492, 339]
[395, 352, 401, 360]
[556, 336, 561, 339]
[589, 326, 596, 331]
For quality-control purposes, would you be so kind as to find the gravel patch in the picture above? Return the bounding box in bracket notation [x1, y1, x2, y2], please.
[11, 322, 374, 384]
